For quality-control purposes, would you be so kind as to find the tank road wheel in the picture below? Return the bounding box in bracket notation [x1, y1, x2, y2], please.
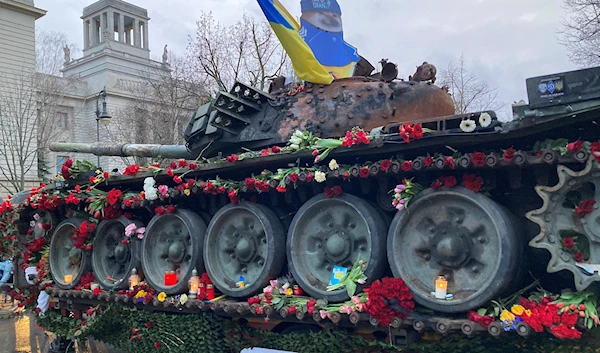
[387, 187, 522, 313]
[91, 217, 143, 290]
[204, 202, 285, 298]
[287, 194, 387, 303]
[527, 157, 600, 290]
[49, 218, 92, 289]
[141, 209, 206, 295]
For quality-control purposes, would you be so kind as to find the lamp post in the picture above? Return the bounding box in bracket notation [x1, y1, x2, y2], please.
[94, 87, 112, 167]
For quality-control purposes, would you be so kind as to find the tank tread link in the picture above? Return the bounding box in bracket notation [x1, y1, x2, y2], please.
[10, 65, 600, 342]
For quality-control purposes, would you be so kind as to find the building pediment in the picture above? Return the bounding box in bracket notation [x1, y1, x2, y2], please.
[0, 0, 46, 19]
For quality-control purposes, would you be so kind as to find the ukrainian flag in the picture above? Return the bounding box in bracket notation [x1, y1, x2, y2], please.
[257, 0, 334, 85]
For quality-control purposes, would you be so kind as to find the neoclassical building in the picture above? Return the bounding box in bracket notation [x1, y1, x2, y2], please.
[0, 0, 172, 198]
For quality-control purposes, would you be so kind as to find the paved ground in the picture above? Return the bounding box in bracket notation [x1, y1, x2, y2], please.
[0, 314, 124, 353]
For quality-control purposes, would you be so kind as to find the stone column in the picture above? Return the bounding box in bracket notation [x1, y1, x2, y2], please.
[133, 19, 140, 47]
[83, 20, 90, 49]
[118, 13, 124, 43]
[142, 21, 149, 50]
[107, 10, 114, 41]
[100, 12, 107, 42]
[91, 17, 99, 46]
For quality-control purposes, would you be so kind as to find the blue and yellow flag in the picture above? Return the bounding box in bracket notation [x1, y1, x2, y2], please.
[257, 0, 334, 84]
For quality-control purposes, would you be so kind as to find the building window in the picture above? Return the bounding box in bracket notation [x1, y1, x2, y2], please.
[56, 156, 69, 173]
[56, 112, 68, 129]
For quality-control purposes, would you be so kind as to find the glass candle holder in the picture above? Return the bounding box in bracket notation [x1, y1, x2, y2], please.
[64, 274, 73, 284]
[435, 276, 448, 299]
[164, 271, 177, 286]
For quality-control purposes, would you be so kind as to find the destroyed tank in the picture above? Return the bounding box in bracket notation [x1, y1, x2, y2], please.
[10, 63, 600, 340]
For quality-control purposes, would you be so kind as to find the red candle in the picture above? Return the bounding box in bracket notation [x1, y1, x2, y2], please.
[199, 282, 205, 296]
[164, 271, 177, 286]
[206, 284, 214, 300]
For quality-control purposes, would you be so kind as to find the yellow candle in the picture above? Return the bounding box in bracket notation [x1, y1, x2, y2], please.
[435, 276, 447, 299]
[64, 274, 73, 284]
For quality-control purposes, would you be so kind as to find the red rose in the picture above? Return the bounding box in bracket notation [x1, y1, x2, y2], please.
[324, 187, 334, 198]
[167, 168, 174, 177]
[471, 152, 486, 167]
[61, 165, 71, 179]
[551, 324, 582, 339]
[107, 189, 122, 206]
[271, 146, 281, 153]
[562, 237, 574, 249]
[574, 251, 584, 262]
[430, 180, 441, 190]
[561, 312, 578, 328]
[64, 158, 73, 168]
[462, 174, 484, 193]
[467, 311, 494, 328]
[575, 199, 596, 217]
[93, 288, 101, 296]
[444, 156, 455, 169]
[503, 148, 516, 163]
[226, 154, 239, 163]
[256, 181, 269, 193]
[359, 168, 370, 178]
[567, 140, 583, 153]
[167, 205, 177, 214]
[170, 162, 177, 168]
[591, 142, 600, 162]
[332, 185, 342, 196]
[342, 171, 350, 180]
[228, 190, 239, 203]
[305, 173, 315, 182]
[401, 161, 413, 172]
[188, 163, 197, 170]
[178, 159, 187, 168]
[287, 306, 297, 315]
[439, 176, 457, 188]
[380, 159, 392, 172]
[103, 171, 109, 179]
[173, 176, 182, 184]
[155, 207, 166, 216]
[423, 156, 433, 167]
[289, 173, 299, 183]
[244, 178, 256, 190]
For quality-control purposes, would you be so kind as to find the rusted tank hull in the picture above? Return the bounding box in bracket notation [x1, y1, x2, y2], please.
[184, 78, 454, 157]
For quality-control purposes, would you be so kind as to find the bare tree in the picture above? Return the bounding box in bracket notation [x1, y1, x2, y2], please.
[439, 54, 503, 114]
[187, 11, 290, 93]
[108, 52, 209, 166]
[558, 0, 600, 67]
[0, 30, 80, 194]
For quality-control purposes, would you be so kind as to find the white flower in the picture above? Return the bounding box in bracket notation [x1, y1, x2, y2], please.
[294, 130, 304, 138]
[144, 177, 156, 187]
[145, 190, 158, 201]
[289, 137, 301, 145]
[290, 144, 300, 150]
[459, 119, 476, 133]
[328, 159, 339, 170]
[479, 113, 492, 128]
[315, 171, 326, 183]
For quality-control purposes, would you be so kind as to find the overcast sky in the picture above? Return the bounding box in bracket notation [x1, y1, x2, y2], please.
[35, 0, 578, 118]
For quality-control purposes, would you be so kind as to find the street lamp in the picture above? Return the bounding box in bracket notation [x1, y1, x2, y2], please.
[95, 87, 112, 167]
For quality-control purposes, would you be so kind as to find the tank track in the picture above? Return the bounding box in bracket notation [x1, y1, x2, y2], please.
[47, 286, 586, 339]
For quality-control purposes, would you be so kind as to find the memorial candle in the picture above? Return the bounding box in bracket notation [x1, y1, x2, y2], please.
[164, 271, 177, 286]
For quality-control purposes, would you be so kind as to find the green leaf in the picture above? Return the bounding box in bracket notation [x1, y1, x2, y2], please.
[477, 308, 487, 316]
[346, 281, 357, 297]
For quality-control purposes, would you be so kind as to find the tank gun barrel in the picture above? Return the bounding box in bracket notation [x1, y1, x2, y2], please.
[49, 142, 196, 160]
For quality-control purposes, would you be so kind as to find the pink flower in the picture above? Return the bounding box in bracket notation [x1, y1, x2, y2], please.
[136, 227, 146, 239]
[320, 310, 327, 319]
[396, 203, 404, 211]
[351, 296, 361, 305]
[158, 185, 169, 197]
[124, 223, 136, 237]
[355, 303, 364, 312]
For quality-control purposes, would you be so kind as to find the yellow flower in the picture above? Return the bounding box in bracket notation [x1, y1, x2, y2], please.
[135, 290, 147, 299]
[500, 309, 515, 323]
[95, 170, 101, 174]
[184, 189, 191, 196]
[93, 178, 101, 184]
[157, 292, 166, 302]
[511, 304, 525, 316]
[524, 309, 532, 317]
[285, 288, 293, 296]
